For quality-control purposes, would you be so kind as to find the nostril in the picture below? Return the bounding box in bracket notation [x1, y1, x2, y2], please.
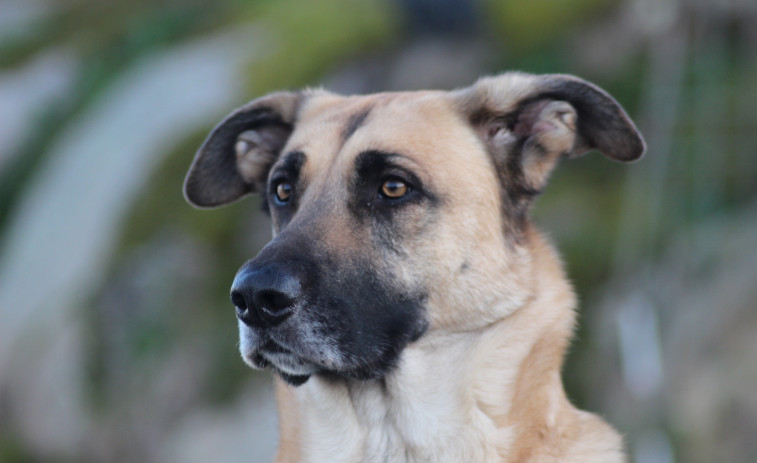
[256, 290, 295, 316]
[231, 290, 248, 313]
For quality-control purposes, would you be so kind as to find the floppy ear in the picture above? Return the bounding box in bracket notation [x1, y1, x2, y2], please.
[452, 72, 645, 196]
[184, 91, 302, 208]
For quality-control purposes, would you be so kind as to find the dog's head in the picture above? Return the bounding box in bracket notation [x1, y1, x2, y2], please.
[184, 72, 645, 386]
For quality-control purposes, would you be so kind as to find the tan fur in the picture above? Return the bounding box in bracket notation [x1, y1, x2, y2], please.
[265, 91, 624, 462]
[275, 377, 303, 463]
[185, 72, 644, 462]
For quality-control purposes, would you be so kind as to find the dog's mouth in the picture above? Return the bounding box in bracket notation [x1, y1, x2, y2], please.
[248, 339, 317, 385]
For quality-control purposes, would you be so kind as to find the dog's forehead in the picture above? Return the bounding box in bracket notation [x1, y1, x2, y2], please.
[284, 90, 486, 180]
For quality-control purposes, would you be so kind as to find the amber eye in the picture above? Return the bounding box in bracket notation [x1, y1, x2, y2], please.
[275, 182, 292, 202]
[380, 178, 409, 199]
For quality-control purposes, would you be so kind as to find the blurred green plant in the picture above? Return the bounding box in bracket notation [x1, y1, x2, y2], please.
[0, 0, 234, 238]
[239, 0, 399, 94]
[483, 0, 617, 53]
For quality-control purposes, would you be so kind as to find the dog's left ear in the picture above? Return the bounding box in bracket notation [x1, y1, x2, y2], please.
[184, 91, 302, 208]
[452, 72, 645, 194]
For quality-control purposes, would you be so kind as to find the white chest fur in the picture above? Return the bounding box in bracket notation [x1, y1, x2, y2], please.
[294, 334, 513, 463]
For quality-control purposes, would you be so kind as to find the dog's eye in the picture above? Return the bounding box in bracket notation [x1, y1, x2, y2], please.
[380, 178, 409, 199]
[275, 181, 292, 203]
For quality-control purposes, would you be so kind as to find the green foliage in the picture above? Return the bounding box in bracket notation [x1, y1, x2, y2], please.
[0, 1, 233, 69]
[483, 0, 616, 53]
[0, 435, 34, 463]
[117, 130, 240, 248]
[0, 1, 238, 237]
[239, 0, 398, 94]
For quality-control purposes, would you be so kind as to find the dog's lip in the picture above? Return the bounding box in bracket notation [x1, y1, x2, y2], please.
[260, 338, 290, 355]
[246, 339, 285, 368]
[249, 352, 269, 369]
[251, 339, 318, 376]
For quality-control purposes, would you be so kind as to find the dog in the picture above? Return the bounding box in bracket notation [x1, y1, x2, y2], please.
[183, 71, 645, 462]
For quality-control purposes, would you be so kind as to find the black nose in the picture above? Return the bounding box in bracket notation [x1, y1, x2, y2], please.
[230, 262, 301, 326]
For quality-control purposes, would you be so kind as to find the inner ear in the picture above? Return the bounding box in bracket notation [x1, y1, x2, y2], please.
[481, 98, 580, 193]
[234, 124, 292, 187]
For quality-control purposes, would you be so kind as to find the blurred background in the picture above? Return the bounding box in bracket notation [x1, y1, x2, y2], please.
[1, 0, 756, 461]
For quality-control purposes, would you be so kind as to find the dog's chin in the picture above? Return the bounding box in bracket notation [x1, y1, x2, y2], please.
[276, 371, 311, 386]
[245, 353, 312, 386]
[241, 343, 319, 387]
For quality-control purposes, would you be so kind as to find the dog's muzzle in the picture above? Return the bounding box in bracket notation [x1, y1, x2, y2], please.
[228, 242, 429, 386]
[230, 260, 318, 385]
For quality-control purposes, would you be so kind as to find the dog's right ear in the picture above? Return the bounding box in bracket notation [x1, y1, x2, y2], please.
[184, 91, 302, 208]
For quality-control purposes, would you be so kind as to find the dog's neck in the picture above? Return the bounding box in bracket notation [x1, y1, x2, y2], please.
[274, 229, 623, 463]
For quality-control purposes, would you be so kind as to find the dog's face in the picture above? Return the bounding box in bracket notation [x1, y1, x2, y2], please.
[184, 73, 644, 386]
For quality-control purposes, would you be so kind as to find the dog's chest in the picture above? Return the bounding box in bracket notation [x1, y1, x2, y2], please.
[352, 387, 411, 462]
[298, 372, 503, 463]
[299, 381, 428, 462]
